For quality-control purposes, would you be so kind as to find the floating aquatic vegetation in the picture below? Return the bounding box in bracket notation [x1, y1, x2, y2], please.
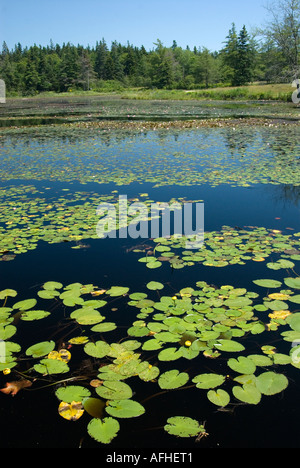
[1, 125, 300, 187]
[0, 268, 299, 445]
[1, 114, 300, 447]
[0, 184, 199, 262]
[133, 225, 300, 272]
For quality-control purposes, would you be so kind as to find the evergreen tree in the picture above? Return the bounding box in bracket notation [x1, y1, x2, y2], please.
[59, 44, 80, 91]
[234, 26, 253, 85]
[95, 39, 108, 79]
[221, 24, 254, 86]
[221, 23, 239, 84]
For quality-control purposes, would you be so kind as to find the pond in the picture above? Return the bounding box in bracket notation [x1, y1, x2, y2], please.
[0, 99, 300, 451]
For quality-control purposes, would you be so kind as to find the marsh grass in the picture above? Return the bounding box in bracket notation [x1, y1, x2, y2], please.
[6, 83, 293, 102]
[120, 83, 292, 101]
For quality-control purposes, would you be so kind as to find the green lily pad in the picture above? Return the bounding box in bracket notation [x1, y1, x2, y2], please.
[0, 289, 17, 299]
[224, 297, 252, 308]
[256, 371, 288, 395]
[91, 322, 117, 332]
[71, 308, 105, 325]
[43, 281, 63, 290]
[287, 312, 300, 331]
[213, 339, 245, 352]
[55, 385, 91, 403]
[87, 417, 120, 444]
[146, 261, 162, 269]
[158, 347, 182, 361]
[0, 325, 16, 340]
[158, 369, 189, 389]
[266, 300, 289, 311]
[227, 356, 256, 374]
[12, 298, 37, 310]
[84, 340, 111, 358]
[253, 279, 282, 288]
[20, 310, 50, 321]
[192, 373, 226, 389]
[146, 281, 164, 290]
[96, 381, 133, 400]
[37, 289, 60, 299]
[288, 295, 300, 304]
[106, 286, 129, 296]
[106, 399, 145, 418]
[34, 358, 69, 374]
[26, 340, 55, 358]
[137, 363, 160, 381]
[164, 416, 204, 438]
[207, 388, 230, 407]
[284, 277, 300, 289]
[232, 384, 261, 404]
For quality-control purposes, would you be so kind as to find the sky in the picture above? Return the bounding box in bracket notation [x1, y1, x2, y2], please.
[0, 0, 270, 52]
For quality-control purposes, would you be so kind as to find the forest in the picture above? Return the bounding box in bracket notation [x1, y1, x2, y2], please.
[1, 0, 300, 95]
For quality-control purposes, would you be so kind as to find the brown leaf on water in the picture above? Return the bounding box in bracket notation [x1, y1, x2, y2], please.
[0, 379, 32, 396]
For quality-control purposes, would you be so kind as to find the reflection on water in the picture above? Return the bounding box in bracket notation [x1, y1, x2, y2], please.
[1, 125, 300, 189]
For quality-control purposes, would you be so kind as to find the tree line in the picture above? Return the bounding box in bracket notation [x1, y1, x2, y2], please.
[1, 0, 299, 95]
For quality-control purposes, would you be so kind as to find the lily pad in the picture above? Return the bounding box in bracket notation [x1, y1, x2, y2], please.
[106, 286, 129, 296]
[20, 310, 50, 321]
[0, 289, 17, 299]
[12, 298, 37, 310]
[253, 279, 282, 288]
[34, 358, 69, 374]
[26, 340, 55, 358]
[284, 277, 300, 289]
[207, 388, 230, 407]
[84, 340, 111, 358]
[164, 416, 203, 438]
[106, 399, 145, 418]
[71, 308, 105, 325]
[87, 417, 120, 444]
[43, 281, 63, 290]
[227, 356, 256, 374]
[232, 384, 261, 404]
[55, 385, 91, 403]
[146, 281, 164, 290]
[192, 373, 226, 389]
[213, 339, 245, 352]
[96, 381, 133, 400]
[158, 369, 189, 389]
[256, 371, 288, 395]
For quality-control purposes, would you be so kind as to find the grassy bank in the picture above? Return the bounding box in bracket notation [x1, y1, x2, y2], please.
[6, 83, 293, 102]
[120, 83, 292, 101]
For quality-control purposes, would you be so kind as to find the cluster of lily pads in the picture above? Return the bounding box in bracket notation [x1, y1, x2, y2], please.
[1, 267, 300, 445]
[1, 125, 300, 187]
[0, 185, 150, 261]
[133, 225, 300, 270]
[1, 121, 300, 446]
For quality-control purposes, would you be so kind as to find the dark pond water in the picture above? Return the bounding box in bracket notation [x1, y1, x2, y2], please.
[0, 114, 300, 452]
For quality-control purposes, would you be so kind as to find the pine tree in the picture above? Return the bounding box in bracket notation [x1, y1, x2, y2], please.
[221, 23, 239, 84]
[234, 25, 253, 85]
[221, 24, 254, 86]
[95, 39, 108, 79]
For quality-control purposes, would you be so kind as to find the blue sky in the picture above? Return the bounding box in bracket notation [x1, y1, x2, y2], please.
[1, 0, 269, 52]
